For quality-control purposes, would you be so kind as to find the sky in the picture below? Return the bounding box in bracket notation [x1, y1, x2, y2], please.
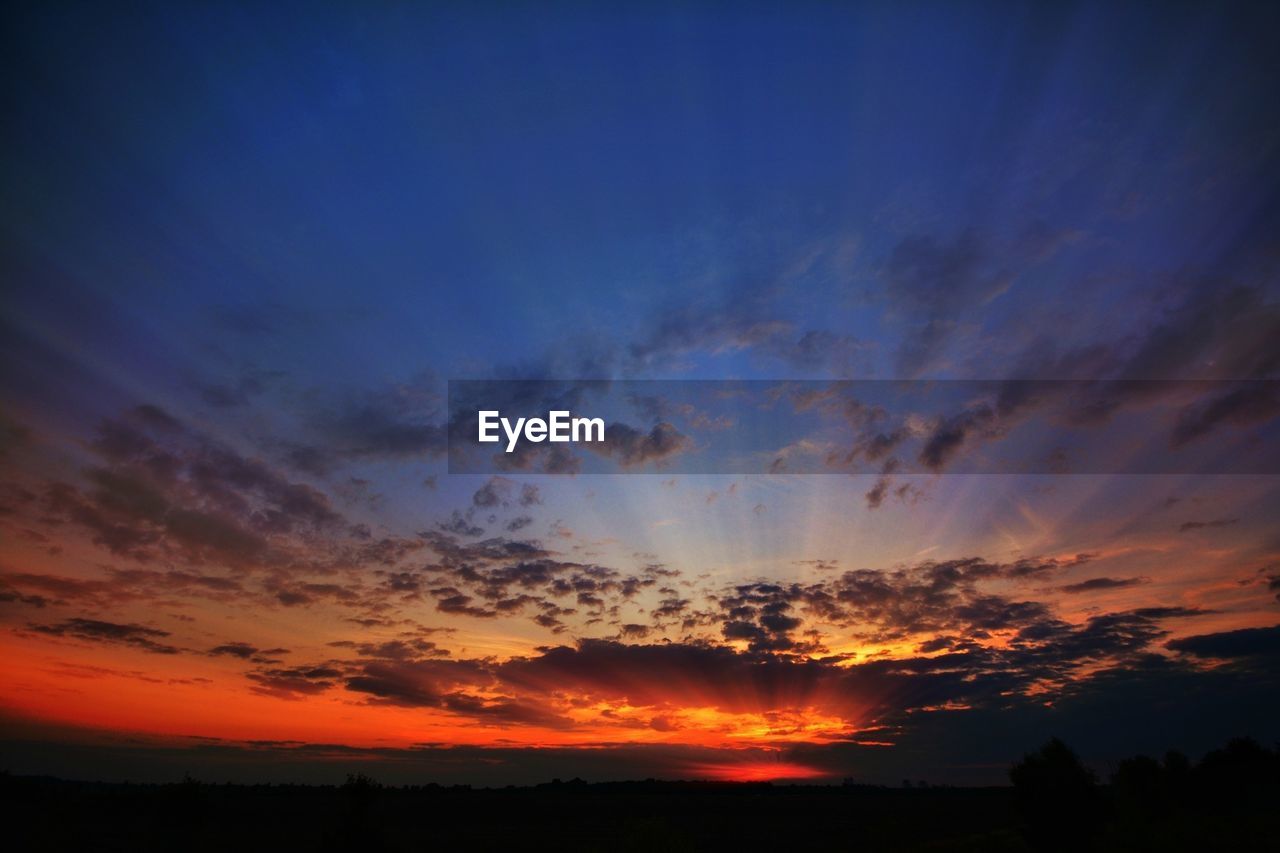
[1, 1, 1278, 786]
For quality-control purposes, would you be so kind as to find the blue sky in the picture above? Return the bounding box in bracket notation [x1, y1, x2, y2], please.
[8, 1, 1276, 395]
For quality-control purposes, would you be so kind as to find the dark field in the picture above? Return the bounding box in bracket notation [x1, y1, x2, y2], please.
[5, 763, 1277, 853]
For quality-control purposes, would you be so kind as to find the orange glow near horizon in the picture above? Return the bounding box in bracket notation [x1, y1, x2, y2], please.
[2, 470, 1278, 784]
[688, 760, 830, 782]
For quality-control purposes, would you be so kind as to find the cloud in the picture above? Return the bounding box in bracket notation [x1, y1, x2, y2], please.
[208, 642, 259, 659]
[918, 404, 1000, 472]
[0, 413, 32, 460]
[333, 638, 448, 660]
[491, 604, 1211, 727]
[880, 226, 1076, 376]
[494, 443, 583, 475]
[497, 640, 832, 714]
[278, 376, 448, 474]
[779, 329, 872, 377]
[28, 618, 180, 655]
[1059, 577, 1148, 594]
[472, 477, 513, 508]
[627, 301, 795, 369]
[1171, 381, 1280, 447]
[438, 510, 485, 537]
[777, 556, 1078, 644]
[343, 658, 491, 707]
[0, 584, 50, 608]
[195, 367, 280, 409]
[864, 458, 901, 508]
[717, 583, 812, 653]
[38, 406, 347, 568]
[1178, 518, 1239, 533]
[8, 619, 1280, 787]
[1121, 285, 1280, 381]
[590, 422, 691, 468]
[247, 665, 344, 699]
[5, 394, 1269, 757]
[1166, 625, 1280, 660]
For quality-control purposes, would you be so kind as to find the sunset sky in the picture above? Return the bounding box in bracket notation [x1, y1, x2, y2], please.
[2, 1, 1278, 786]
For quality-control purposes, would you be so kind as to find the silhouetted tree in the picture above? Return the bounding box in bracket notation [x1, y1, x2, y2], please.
[324, 772, 389, 852]
[1194, 737, 1279, 808]
[1111, 754, 1164, 815]
[1009, 738, 1106, 849]
[340, 772, 381, 815]
[1163, 749, 1190, 777]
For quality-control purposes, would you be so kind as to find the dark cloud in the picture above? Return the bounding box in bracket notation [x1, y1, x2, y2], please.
[0, 413, 32, 459]
[864, 457, 901, 509]
[430, 588, 498, 618]
[591, 422, 691, 468]
[1178, 518, 1239, 533]
[343, 658, 491, 708]
[1172, 380, 1280, 447]
[778, 556, 1079, 644]
[196, 368, 280, 409]
[38, 406, 345, 568]
[918, 404, 1000, 472]
[1121, 285, 1280, 382]
[471, 477, 541, 511]
[334, 638, 448, 660]
[492, 603, 1211, 727]
[395, 531, 666, 633]
[1166, 625, 1280, 659]
[265, 578, 362, 608]
[303, 378, 447, 464]
[208, 642, 259, 659]
[438, 510, 484, 538]
[494, 442, 583, 475]
[0, 584, 50, 608]
[779, 329, 872, 377]
[881, 226, 1074, 376]
[472, 477, 511, 508]
[1059, 577, 1147, 594]
[247, 665, 344, 699]
[29, 617, 180, 655]
[886, 230, 1004, 311]
[751, 280, 1279, 475]
[497, 640, 829, 714]
[717, 583, 812, 653]
[995, 284, 1280, 448]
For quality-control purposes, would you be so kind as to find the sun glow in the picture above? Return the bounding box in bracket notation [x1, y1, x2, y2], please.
[687, 760, 830, 782]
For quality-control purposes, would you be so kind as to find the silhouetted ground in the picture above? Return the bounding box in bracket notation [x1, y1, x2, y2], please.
[5, 738, 1278, 852]
[6, 776, 1025, 852]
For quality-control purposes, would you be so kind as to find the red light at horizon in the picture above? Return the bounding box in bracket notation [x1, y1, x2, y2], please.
[689, 761, 829, 783]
